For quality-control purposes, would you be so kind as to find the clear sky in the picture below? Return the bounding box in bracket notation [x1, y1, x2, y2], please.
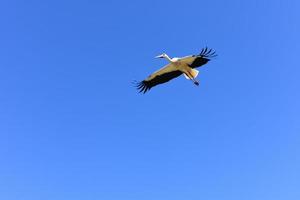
[1, 0, 300, 199]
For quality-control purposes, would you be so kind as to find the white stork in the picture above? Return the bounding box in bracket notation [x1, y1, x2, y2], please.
[135, 47, 217, 93]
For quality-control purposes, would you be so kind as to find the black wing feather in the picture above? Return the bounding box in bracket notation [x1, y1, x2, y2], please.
[189, 48, 217, 69]
[135, 70, 182, 93]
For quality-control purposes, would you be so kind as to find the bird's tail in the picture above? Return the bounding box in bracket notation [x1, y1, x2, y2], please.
[183, 69, 199, 79]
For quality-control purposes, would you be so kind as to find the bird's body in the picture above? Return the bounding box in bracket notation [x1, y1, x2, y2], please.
[135, 47, 216, 93]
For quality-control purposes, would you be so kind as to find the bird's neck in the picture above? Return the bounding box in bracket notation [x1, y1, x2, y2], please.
[164, 54, 173, 62]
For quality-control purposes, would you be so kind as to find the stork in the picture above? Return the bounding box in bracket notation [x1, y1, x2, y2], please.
[135, 47, 217, 93]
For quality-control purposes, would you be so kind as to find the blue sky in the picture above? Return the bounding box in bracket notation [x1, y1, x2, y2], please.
[0, 0, 300, 199]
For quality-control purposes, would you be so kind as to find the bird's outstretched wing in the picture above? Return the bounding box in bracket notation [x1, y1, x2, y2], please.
[135, 64, 182, 93]
[180, 47, 217, 68]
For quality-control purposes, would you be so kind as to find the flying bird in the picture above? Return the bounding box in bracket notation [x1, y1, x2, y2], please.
[135, 47, 217, 93]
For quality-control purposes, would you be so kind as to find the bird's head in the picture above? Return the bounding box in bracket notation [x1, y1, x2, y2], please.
[155, 53, 167, 59]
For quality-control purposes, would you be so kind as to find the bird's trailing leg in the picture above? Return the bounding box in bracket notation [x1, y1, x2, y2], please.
[192, 77, 199, 86]
[182, 67, 200, 86]
[194, 80, 199, 86]
[185, 72, 199, 86]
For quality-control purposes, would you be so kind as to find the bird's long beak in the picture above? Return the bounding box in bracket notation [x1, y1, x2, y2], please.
[155, 54, 164, 58]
